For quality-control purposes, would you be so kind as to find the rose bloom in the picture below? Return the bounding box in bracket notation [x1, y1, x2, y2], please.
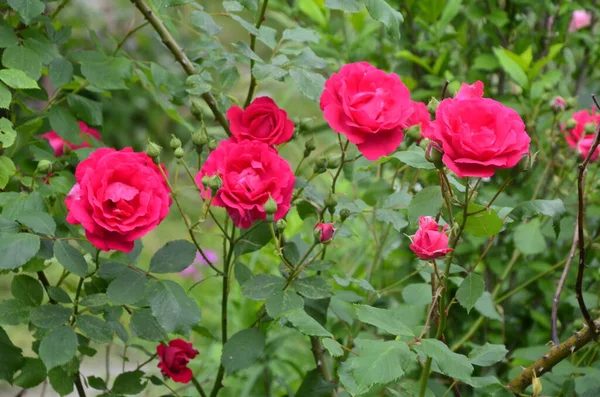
[42, 121, 101, 157]
[409, 216, 453, 261]
[157, 339, 199, 384]
[180, 250, 219, 281]
[65, 148, 171, 252]
[422, 81, 530, 178]
[314, 223, 335, 242]
[320, 61, 413, 160]
[568, 10, 592, 32]
[195, 139, 294, 228]
[406, 100, 431, 132]
[563, 108, 600, 149]
[577, 135, 600, 161]
[227, 97, 294, 145]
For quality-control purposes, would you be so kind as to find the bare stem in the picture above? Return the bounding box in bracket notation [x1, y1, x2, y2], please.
[244, 0, 270, 107]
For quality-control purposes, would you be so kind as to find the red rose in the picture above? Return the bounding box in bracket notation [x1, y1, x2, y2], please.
[157, 339, 199, 384]
[314, 223, 335, 242]
[563, 108, 600, 149]
[409, 216, 453, 260]
[320, 62, 413, 161]
[405, 100, 431, 133]
[65, 148, 171, 252]
[42, 121, 101, 157]
[423, 81, 530, 178]
[577, 135, 600, 161]
[195, 139, 294, 228]
[227, 97, 294, 145]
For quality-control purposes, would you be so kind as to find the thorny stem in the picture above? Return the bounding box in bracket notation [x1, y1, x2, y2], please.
[191, 377, 208, 397]
[244, 0, 270, 108]
[129, 0, 231, 136]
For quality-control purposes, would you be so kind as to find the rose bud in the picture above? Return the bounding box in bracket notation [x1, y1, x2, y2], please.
[425, 141, 444, 169]
[550, 96, 566, 112]
[314, 223, 335, 243]
[157, 339, 199, 384]
[409, 216, 453, 261]
[170, 135, 182, 150]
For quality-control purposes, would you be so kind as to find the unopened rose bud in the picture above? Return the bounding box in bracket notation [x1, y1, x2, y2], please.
[405, 124, 422, 141]
[37, 160, 51, 174]
[419, 138, 431, 151]
[275, 219, 287, 232]
[585, 122, 596, 134]
[327, 155, 341, 169]
[313, 164, 327, 174]
[315, 157, 327, 169]
[174, 147, 185, 159]
[324, 192, 338, 210]
[170, 135, 182, 150]
[550, 96, 567, 112]
[340, 208, 351, 222]
[566, 97, 577, 110]
[427, 97, 440, 114]
[191, 101, 203, 118]
[264, 196, 278, 216]
[146, 141, 162, 161]
[207, 175, 222, 195]
[565, 118, 577, 130]
[305, 136, 316, 152]
[314, 223, 335, 243]
[208, 139, 218, 151]
[512, 154, 531, 176]
[192, 130, 208, 146]
[425, 142, 444, 169]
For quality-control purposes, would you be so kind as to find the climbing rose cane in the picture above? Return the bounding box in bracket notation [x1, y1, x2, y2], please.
[409, 216, 453, 260]
[157, 339, 199, 384]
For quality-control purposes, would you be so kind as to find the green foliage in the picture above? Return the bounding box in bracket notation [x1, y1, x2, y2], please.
[221, 328, 266, 373]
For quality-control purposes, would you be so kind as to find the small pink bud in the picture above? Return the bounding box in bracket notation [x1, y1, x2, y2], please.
[314, 223, 335, 243]
[550, 96, 567, 112]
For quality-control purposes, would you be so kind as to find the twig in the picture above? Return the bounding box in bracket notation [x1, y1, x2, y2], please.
[310, 337, 335, 394]
[574, 95, 600, 337]
[441, 80, 450, 99]
[129, 0, 231, 136]
[37, 271, 57, 304]
[50, 0, 69, 19]
[507, 317, 600, 394]
[551, 220, 579, 344]
[244, 0, 270, 108]
[191, 377, 208, 397]
[73, 372, 87, 397]
[418, 287, 443, 340]
[113, 21, 149, 56]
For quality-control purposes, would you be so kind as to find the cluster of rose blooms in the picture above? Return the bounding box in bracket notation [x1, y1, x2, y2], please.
[37, 58, 599, 382]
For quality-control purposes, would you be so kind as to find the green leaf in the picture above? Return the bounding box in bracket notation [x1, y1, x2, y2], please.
[472, 54, 499, 71]
[296, 368, 335, 397]
[282, 27, 320, 43]
[222, 328, 265, 374]
[87, 376, 107, 390]
[190, 10, 222, 35]
[375, 209, 408, 231]
[235, 222, 272, 255]
[2, 46, 42, 81]
[402, 283, 432, 306]
[112, 370, 147, 395]
[232, 41, 264, 63]
[285, 308, 332, 337]
[355, 305, 415, 337]
[407, 186, 443, 225]
[509, 199, 565, 237]
[149, 239, 197, 273]
[0, 299, 32, 325]
[493, 47, 529, 88]
[13, 358, 46, 388]
[257, 26, 278, 49]
[0, 20, 18, 48]
[474, 292, 501, 321]
[0, 233, 40, 270]
[0, 68, 39, 89]
[419, 339, 473, 381]
[129, 309, 168, 341]
[438, 0, 462, 30]
[48, 367, 73, 396]
[266, 291, 304, 318]
[54, 241, 88, 277]
[322, 338, 344, 357]
[48, 106, 82, 144]
[229, 14, 260, 35]
[39, 325, 78, 370]
[514, 219, 546, 255]
[80, 56, 131, 90]
[147, 279, 201, 334]
[469, 343, 508, 366]
[79, 293, 109, 307]
[77, 315, 114, 343]
[0, 82, 11, 109]
[242, 274, 286, 300]
[7, 0, 44, 24]
[365, 0, 403, 39]
[0, 118, 16, 147]
[49, 57, 74, 88]
[30, 304, 72, 328]
[16, 211, 56, 236]
[394, 146, 436, 169]
[0, 156, 16, 189]
[0, 215, 19, 234]
[253, 63, 288, 81]
[47, 287, 72, 304]
[298, 0, 327, 27]
[67, 95, 102, 126]
[294, 276, 333, 299]
[11, 274, 44, 306]
[23, 36, 59, 65]
[350, 339, 413, 391]
[456, 273, 485, 313]
[0, 326, 23, 382]
[325, 0, 360, 12]
[456, 203, 503, 237]
[107, 270, 147, 305]
[289, 68, 326, 102]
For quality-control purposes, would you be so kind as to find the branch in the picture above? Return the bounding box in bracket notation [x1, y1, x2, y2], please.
[129, 0, 231, 136]
[507, 317, 600, 394]
[244, 0, 269, 108]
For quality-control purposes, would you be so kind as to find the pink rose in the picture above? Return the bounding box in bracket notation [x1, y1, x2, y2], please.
[42, 121, 101, 157]
[195, 139, 294, 228]
[320, 62, 413, 160]
[65, 148, 171, 252]
[314, 223, 335, 242]
[180, 250, 219, 281]
[409, 216, 453, 260]
[422, 81, 530, 178]
[157, 339, 199, 384]
[406, 101, 431, 131]
[577, 135, 600, 161]
[227, 97, 294, 145]
[563, 108, 600, 148]
[568, 10, 592, 32]
[550, 96, 567, 112]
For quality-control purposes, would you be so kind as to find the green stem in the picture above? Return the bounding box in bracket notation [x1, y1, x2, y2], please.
[191, 377, 208, 397]
[243, 0, 270, 107]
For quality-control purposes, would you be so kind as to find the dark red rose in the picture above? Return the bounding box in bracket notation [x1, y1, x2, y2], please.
[157, 339, 199, 384]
